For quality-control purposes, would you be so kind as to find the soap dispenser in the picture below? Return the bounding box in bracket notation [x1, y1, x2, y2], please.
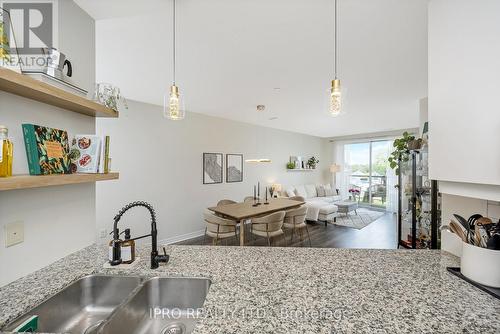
[121, 228, 136, 264]
[109, 228, 122, 265]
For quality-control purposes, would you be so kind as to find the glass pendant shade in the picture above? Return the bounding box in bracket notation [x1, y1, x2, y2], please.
[329, 79, 341, 116]
[245, 158, 272, 163]
[164, 84, 185, 120]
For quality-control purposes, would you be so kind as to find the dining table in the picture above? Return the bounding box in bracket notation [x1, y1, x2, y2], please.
[207, 198, 305, 246]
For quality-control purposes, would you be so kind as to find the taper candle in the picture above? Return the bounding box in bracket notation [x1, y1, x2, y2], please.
[254, 185, 256, 199]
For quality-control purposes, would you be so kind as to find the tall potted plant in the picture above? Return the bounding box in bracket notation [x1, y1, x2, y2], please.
[388, 131, 415, 175]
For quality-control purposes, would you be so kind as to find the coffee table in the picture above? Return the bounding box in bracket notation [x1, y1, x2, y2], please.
[335, 201, 358, 216]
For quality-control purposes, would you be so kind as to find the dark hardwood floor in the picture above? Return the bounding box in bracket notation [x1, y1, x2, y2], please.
[175, 212, 398, 249]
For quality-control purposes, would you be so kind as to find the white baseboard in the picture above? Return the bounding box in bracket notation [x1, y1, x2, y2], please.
[158, 229, 205, 245]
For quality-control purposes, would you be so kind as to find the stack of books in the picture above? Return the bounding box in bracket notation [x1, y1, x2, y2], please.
[22, 124, 111, 175]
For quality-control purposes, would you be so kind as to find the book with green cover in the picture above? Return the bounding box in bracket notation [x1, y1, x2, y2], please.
[22, 124, 71, 175]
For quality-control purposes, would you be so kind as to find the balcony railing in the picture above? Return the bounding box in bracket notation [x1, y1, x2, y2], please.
[348, 175, 387, 208]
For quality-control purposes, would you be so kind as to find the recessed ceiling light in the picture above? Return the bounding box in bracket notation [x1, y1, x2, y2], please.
[268, 117, 278, 121]
[256, 105, 265, 112]
[273, 87, 281, 91]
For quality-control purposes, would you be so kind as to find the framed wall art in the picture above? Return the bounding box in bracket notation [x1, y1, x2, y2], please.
[203, 153, 223, 184]
[226, 154, 243, 183]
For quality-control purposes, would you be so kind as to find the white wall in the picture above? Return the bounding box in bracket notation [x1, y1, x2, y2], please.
[0, 1, 95, 287]
[95, 100, 328, 245]
[58, 0, 96, 93]
[428, 0, 500, 193]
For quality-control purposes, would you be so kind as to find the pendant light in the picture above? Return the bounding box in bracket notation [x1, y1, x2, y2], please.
[164, 0, 185, 120]
[329, 0, 342, 116]
[245, 124, 271, 163]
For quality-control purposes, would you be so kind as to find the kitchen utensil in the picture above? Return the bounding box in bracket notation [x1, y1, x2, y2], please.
[473, 225, 489, 247]
[41, 47, 72, 78]
[449, 220, 467, 243]
[473, 225, 482, 246]
[477, 217, 493, 227]
[468, 213, 482, 230]
[454, 214, 473, 243]
[486, 221, 500, 250]
[487, 234, 500, 250]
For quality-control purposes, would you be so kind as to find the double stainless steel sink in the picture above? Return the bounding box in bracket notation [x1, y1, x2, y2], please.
[4, 275, 211, 334]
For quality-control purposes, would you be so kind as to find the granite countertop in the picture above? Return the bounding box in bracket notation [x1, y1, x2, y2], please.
[0, 244, 499, 333]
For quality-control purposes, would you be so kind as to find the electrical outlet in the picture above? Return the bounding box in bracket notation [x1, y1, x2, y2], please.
[5, 221, 24, 247]
[99, 229, 107, 239]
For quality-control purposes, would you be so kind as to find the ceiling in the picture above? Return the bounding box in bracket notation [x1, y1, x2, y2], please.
[75, 0, 428, 138]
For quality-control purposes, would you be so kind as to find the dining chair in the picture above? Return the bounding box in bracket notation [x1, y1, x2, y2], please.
[217, 199, 237, 206]
[283, 206, 311, 247]
[243, 196, 258, 203]
[288, 195, 305, 202]
[203, 210, 238, 246]
[215, 199, 241, 235]
[249, 211, 286, 246]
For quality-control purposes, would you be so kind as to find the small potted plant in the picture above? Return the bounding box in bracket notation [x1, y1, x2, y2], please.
[349, 188, 360, 202]
[286, 162, 295, 170]
[307, 156, 319, 169]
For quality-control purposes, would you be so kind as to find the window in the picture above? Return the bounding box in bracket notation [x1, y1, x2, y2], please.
[344, 140, 395, 210]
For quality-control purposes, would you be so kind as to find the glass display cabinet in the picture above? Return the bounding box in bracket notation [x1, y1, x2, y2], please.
[397, 146, 441, 249]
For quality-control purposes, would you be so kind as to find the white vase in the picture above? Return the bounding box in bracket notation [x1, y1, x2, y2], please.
[461, 241, 500, 288]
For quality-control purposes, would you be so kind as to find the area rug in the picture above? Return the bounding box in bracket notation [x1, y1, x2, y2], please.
[332, 208, 385, 230]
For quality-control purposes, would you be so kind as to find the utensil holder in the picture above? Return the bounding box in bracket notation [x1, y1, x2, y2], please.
[461, 241, 500, 288]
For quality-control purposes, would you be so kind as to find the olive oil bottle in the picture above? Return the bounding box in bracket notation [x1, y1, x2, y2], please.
[0, 125, 13, 177]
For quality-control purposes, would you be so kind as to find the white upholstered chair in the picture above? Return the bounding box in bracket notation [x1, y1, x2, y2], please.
[203, 210, 238, 245]
[217, 199, 237, 206]
[249, 211, 286, 246]
[283, 206, 311, 246]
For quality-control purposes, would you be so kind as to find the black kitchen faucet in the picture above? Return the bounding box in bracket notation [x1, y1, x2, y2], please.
[110, 201, 169, 269]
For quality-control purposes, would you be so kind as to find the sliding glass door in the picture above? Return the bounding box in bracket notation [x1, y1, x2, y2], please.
[344, 140, 394, 210]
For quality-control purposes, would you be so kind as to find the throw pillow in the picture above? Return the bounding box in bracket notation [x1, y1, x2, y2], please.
[285, 187, 296, 197]
[324, 184, 334, 196]
[316, 185, 326, 197]
[304, 184, 317, 198]
[294, 185, 308, 198]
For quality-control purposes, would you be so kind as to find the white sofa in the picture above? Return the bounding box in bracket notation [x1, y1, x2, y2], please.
[283, 184, 343, 224]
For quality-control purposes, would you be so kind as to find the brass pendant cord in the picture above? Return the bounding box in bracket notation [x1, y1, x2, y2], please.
[172, 0, 176, 85]
[334, 0, 338, 79]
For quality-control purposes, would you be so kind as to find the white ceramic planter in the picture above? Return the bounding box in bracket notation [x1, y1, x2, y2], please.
[461, 241, 500, 288]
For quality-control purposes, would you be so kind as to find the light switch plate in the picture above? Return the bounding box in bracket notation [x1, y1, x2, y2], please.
[5, 221, 24, 247]
[99, 229, 107, 239]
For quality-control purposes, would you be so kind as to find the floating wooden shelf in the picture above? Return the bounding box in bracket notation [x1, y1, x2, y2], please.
[286, 169, 314, 172]
[0, 172, 119, 191]
[0, 68, 118, 118]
